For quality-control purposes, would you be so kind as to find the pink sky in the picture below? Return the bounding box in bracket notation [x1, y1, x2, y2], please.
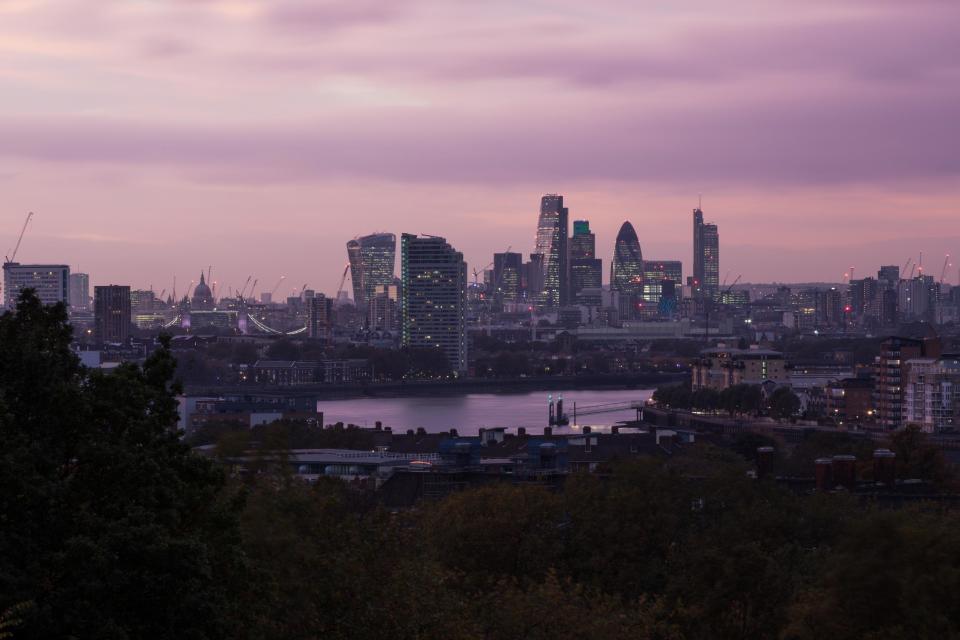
[1, 0, 958, 296]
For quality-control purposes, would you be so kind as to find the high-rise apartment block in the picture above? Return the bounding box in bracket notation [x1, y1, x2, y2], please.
[69, 272, 90, 310]
[400, 234, 467, 374]
[307, 294, 334, 341]
[94, 285, 131, 344]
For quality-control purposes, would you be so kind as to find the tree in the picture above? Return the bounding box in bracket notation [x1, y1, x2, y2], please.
[768, 387, 801, 422]
[0, 290, 253, 639]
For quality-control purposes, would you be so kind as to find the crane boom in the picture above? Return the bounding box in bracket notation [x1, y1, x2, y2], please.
[335, 264, 350, 300]
[5, 211, 34, 263]
[941, 255, 951, 284]
[269, 276, 286, 296]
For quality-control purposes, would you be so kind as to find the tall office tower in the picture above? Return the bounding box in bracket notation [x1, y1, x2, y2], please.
[642, 260, 683, 310]
[877, 336, 941, 430]
[368, 283, 399, 332]
[493, 252, 523, 303]
[94, 285, 131, 344]
[570, 219, 596, 259]
[611, 221, 644, 315]
[307, 294, 334, 341]
[571, 258, 602, 301]
[69, 272, 90, 310]
[2, 263, 70, 310]
[692, 207, 720, 299]
[534, 194, 569, 307]
[569, 219, 601, 301]
[400, 234, 468, 374]
[346, 233, 397, 311]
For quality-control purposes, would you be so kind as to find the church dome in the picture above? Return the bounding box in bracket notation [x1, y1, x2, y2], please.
[191, 272, 214, 309]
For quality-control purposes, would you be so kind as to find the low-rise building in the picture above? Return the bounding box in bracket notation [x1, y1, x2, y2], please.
[692, 344, 787, 391]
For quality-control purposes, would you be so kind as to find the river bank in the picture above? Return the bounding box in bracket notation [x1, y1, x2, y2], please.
[186, 371, 687, 400]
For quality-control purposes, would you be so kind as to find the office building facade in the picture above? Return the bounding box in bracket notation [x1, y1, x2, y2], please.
[534, 194, 569, 307]
[611, 221, 643, 316]
[692, 208, 719, 299]
[492, 252, 523, 304]
[347, 233, 397, 311]
[307, 294, 334, 341]
[3, 262, 70, 310]
[400, 234, 468, 374]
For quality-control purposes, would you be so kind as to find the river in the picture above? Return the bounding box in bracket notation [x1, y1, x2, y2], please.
[317, 388, 655, 435]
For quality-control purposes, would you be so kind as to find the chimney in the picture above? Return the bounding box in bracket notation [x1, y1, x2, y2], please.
[611, 425, 619, 435]
[544, 426, 553, 436]
[832, 455, 857, 489]
[384, 426, 392, 433]
[375, 421, 382, 430]
[517, 427, 526, 436]
[583, 426, 592, 434]
[873, 449, 896, 487]
[406, 429, 414, 435]
[449, 428, 458, 437]
[756, 446, 774, 480]
[814, 458, 833, 491]
[416, 427, 426, 435]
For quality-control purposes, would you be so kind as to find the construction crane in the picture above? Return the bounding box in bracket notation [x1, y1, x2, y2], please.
[249, 279, 258, 300]
[704, 274, 741, 344]
[5, 211, 34, 263]
[269, 276, 286, 298]
[902, 257, 913, 279]
[335, 264, 350, 302]
[941, 254, 951, 284]
[239, 276, 252, 299]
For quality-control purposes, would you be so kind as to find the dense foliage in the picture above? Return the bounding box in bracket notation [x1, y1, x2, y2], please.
[3, 290, 960, 639]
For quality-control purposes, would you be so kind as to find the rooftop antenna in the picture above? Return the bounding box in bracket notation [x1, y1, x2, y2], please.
[698, 193, 702, 210]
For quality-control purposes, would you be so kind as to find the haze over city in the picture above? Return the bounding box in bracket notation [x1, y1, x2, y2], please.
[2, 0, 958, 292]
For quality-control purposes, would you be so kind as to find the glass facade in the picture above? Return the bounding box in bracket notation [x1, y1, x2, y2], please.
[493, 252, 523, 304]
[693, 208, 719, 298]
[611, 221, 643, 314]
[642, 260, 682, 314]
[347, 233, 397, 311]
[534, 194, 568, 307]
[2, 263, 70, 310]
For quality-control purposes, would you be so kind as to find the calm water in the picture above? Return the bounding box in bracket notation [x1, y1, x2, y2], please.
[317, 388, 654, 435]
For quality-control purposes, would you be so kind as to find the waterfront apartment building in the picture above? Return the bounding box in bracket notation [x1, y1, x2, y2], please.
[692, 344, 787, 391]
[692, 208, 719, 299]
[903, 354, 960, 433]
[534, 194, 569, 307]
[94, 285, 131, 344]
[347, 233, 397, 311]
[3, 262, 70, 310]
[876, 336, 941, 430]
[400, 233, 468, 374]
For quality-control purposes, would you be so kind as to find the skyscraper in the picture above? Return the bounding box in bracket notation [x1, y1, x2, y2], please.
[569, 220, 602, 302]
[493, 252, 523, 304]
[69, 272, 90, 310]
[347, 233, 396, 311]
[570, 220, 595, 259]
[534, 194, 569, 307]
[94, 285, 131, 344]
[2, 263, 70, 310]
[611, 222, 643, 316]
[400, 234, 467, 374]
[692, 207, 720, 299]
[642, 260, 683, 314]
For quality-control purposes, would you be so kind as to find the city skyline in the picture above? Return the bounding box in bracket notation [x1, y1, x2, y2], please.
[1, 1, 958, 293]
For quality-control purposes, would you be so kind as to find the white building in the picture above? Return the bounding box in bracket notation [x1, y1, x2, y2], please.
[904, 355, 960, 433]
[3, 262, 70, 310]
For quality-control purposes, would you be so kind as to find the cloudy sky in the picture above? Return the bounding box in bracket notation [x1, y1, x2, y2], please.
[1, 0, 957, 296]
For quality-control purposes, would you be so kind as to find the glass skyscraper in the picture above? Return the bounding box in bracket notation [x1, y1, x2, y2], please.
[534, 194, 569, 307]
[347, 233, 396, 311]
[642, 260, 683, 315]
[493, 252, 523, 304]
[400, 234, 468, 374]
[570, 219, 601, 301]
[611, 221, 643, 314]
[693, 208, 719, 299]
